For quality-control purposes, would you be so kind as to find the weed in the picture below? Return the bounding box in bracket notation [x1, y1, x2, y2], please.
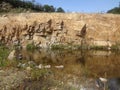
[51, 44, 66, 50]
[30, 69, 51, 80]
[0, 46, 18, 68]
[89, 45, 108, 50]
[111, 44, 120, 50]
[26, 43, 37, 51]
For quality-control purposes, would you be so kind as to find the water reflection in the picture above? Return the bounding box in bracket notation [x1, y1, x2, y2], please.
[16, 49, 120, 90]
[96, 78, 120, 90]
[108, 78, 120, 90]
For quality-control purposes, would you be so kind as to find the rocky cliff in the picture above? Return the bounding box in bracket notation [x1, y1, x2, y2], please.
[0, 13, 120, 49]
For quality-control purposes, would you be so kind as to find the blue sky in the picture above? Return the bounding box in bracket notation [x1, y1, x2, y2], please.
[32, 0, 119, 13]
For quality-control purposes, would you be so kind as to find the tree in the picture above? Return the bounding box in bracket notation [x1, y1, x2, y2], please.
[43, 4, 55, 12]
[107, 2, 120, 14]
[34, 3, 43, 11]
[0, 0, 64, 13]
[56, 7, 65, 12]
[50, 5, 55, 12]
[107, 7, 120, 14]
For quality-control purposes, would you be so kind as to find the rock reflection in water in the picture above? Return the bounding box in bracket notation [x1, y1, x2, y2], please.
[16, 49, 120, 90]
[20, 50, 120, 77]
[96, 78, 120, 90]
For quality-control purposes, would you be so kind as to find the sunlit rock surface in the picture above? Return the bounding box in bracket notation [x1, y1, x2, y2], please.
[0, 13, 120, 48]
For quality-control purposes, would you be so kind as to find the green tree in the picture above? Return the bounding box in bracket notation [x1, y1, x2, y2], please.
[43, 4, 55, 12]
[50, 5, 55, 12]
[0, 0, 64, 13]
[107, 7, 120, 14]
[107, 2, 120, 14]
[56, 7, 65, 12]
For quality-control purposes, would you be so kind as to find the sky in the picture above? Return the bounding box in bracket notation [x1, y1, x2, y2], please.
[34, 0, 119, 13]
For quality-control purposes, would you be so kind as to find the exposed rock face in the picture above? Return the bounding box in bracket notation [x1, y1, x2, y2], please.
[0, 13, 120, 48]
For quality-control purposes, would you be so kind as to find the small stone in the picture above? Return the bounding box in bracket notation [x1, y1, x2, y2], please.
[26, 67, 32, 71]
[44, 65, 51, 69]
[55, 65, 64, 69]
[38, 64, 43, 69]
[21, 63, 26, 68]
[8, 50, 15, 60]
[0, 70, 4, 73]
[17, 63, 22, 67]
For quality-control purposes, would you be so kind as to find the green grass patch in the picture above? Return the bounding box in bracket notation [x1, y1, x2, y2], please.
[51, 44, 66, 50]
[89, 45, 108, 50]
[26, 43, 37, 51]
[0, 46, 18, 68]
[30, 69, 51, 80]
[0, 46, 10, 59]
[0, 59, 18, 68]
[111, 44, 120, 50]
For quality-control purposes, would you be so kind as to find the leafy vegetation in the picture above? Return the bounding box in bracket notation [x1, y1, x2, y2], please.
[30, 69, 51, 80]
[89, 45, 108, 50]
[43, 4, 55, 12]
[111, 43, 120, 50]
[107, 3, 120, 14]
[0, 46, 18, 68]
[56, 7, 65, 12]
[0, 0, 65, 13]
[26, 43, 37, 51]
[51, 44, 66, 50]
[107, 7, 120, 14]
[51, 44, 82, 50]
[0, 46, 10, 60]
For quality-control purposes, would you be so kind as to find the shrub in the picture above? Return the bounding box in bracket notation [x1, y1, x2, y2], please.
[89, 45, 108, 50]
[51, 44, 65, 50]
[0, 46, 18, 68]
[30, 69, 51, 80]
[26, 43, 37, 51]
[111, 43, 120, 50]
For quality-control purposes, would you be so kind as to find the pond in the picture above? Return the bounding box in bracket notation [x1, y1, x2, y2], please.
[15, 49, 120, 90]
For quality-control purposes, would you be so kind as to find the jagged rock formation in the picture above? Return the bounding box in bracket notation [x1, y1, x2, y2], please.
[0, 13, 120, 48]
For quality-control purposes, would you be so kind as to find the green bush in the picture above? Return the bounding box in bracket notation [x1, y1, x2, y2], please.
[0, 46, 17, 67]
[107, 7, 120, 14]
[89, 45, 108, 50]
[26, 43, 37, 51]
[0, 46, 10, 60]
[111, 44, 120, 50]
[51, 44, 65, 50]
[0, 0, 65, 13]
[30, 69, 50, 80]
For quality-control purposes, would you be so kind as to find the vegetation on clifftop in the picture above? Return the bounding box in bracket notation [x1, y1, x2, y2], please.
[0, 0, 65, 13]
[107, 2, 120, 14]
[107, 7, 120, 14]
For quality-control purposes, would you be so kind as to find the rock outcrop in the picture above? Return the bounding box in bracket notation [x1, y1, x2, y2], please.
[0, 13, 120, 48]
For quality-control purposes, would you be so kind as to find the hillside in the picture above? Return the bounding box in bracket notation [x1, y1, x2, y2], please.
[0, 13, 120, 49]
[107, 7, 120, 14]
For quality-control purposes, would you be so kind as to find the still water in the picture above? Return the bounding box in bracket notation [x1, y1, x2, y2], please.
[17, 49, 120, 90]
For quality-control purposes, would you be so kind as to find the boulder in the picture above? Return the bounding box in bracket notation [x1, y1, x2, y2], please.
[8, 50, 15, 60]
